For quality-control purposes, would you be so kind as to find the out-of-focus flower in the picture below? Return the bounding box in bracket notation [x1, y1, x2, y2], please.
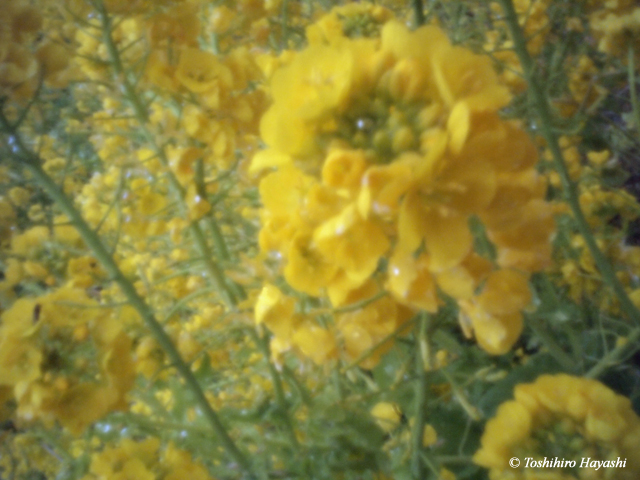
[474, 374, 640, 480]
[82, 438, 214, 480]
[0, 287, 135, 435]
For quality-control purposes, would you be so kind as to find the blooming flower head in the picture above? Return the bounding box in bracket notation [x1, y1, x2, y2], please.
[253, 8, 554, 362]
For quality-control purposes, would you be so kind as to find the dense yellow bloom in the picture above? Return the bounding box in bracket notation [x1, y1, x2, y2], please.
[474, 374, 640, 480]
[1, 0, 638, 479]
[254, 13, 553, 360]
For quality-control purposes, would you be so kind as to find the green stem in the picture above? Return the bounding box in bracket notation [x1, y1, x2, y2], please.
[111, 412, 212, 435]
[412, 0, 425, 27]
[411, 314, 429, 480]
[440, 369, 481, 421]
[526, 316, 576, 372]
[16, 153, 254, 477]
[332, 291, 388, 314]
[629, 43, 640, 139]
[586, 327, 640, 379]
[194, 158, 231, 263]
[250, 328, 300, 450]
[281, 0, 290, 49]
[433, 455, 474, 466]
[497, 0, 640, 326]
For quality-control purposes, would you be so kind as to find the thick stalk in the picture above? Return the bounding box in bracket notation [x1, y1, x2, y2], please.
[412, 0, 425, 27]
[195, 158, 231, 262]
[629, 44, 640, 140]
[497, 0, 640, 326]
[411, 314, 429, 480]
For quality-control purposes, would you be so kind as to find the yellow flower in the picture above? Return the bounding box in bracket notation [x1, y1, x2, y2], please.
[459, 269, 530, 355]
[398, 189, 474, 273]
[322, 147, 368, 193]
[35, 42, 70, 87]
[474, 374, 640, 480]
[431, 40, 511, 112]
[387, 249, 438, 312]
[291, 320, 338, 365]
[489, 199, 556, 272]
[337, 282, 411, 368]
[259, 165, 316, 218]
[146, 4, 200, 48]
[357, 155, 416, 219]
[254, 284, 298, 341]
[254, 9, 553, 366]
[590, 7, 640, 65]
[0, 299, 42, 386]
[314, 204, 389, 287]
[284, 233, 338, 296]
[258, 44, 355, 157]
[422, 424, 438, 447]
[175, 47, 232, 95]
[370, 402, 402, 433]
[435, 253, 493, 301]
[0, 287, 134, 434]
[83, 438, 215, 480]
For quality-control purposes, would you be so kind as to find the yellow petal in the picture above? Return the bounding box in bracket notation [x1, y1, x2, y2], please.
[477, 269, 531, 315]
[423, 209, 472, 272]
[447, 101, 470, 154]
[250, 149, 292, 174]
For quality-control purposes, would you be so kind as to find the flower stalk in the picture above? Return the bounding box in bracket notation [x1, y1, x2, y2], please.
[411, 314, 430, 480]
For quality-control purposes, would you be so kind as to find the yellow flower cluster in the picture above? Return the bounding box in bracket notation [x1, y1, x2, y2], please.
[474, 374, 640, 480]
[82, 437, 214, 480]
[0, 286, 135, 435]
[0, 430, 60, 480]
[0, 0, 70, 99]
[0, 223, 92, 308]
[254, 13, 554, 362]
[547, 141, 640, 314]
[587, 0, 640, 67]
